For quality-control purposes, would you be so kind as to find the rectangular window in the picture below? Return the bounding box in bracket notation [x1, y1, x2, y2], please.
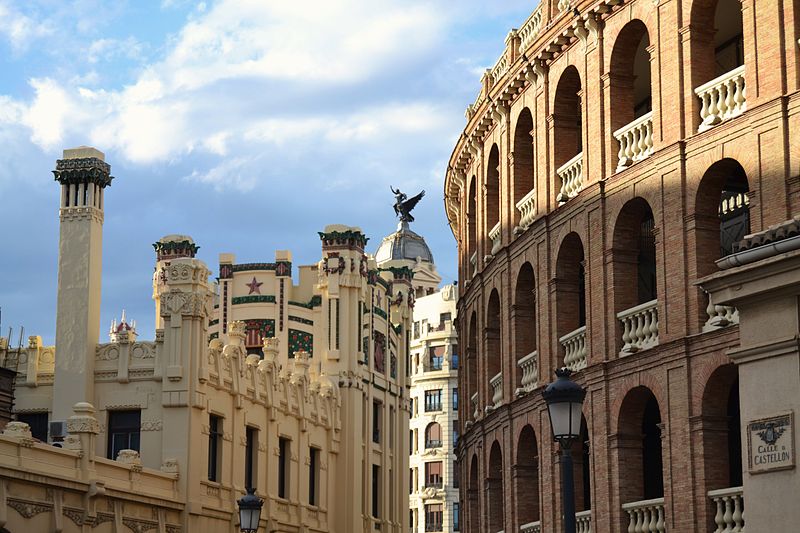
[424, 461, 443, 488]
[409, 468, 413, 494]
[278, 437, 290, 499]
[453, 502, 460, 531]
[389, 407, 394, 449]
[424, 389, 442, 412]
[17, 412, 48, 442]
[428, 346, 444, 370]
[208, 414, 222, 481]
[453, 388, 459, 411]
[309, 447, 320, 506]
[245, 426, 257, 489]
[425, 503, 443, 532]
[453, 460, 460, 488]
[108, 410, 141, 461]
[453, 420, 460, 447]
[409, 430, 414, 452]
[372, 464, 380, 518]
[440, 312, 451, 324]
[372, 401, 381, 443]
[452, 350, 459, 369]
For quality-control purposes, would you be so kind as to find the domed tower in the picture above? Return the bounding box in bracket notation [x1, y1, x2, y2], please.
[152, 235, 200, 330]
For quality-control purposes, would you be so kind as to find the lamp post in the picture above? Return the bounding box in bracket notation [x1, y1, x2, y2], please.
[542, 368, 587, 533]
[237, 487, 264, 533]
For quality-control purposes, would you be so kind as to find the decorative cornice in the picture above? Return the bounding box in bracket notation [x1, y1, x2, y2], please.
[232, 295, 276, 305]
[53, 157, 113, 187]
[318, 229, 369, 250]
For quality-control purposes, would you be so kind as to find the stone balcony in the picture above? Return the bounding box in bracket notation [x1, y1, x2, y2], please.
[613, 111, 654, 171]
[560, 326, 587, 371]
[515, 188, 537, 231]
[489, 221, 502, 256]
[557, 152, 584, 204]
[622, 497, 666, 533]
[489, 372, 503, 410]
[708, 486, 744, 533]
[695, 65, 746, 133]
[515, 350, 538, 396]
[617, 299, 659, 356]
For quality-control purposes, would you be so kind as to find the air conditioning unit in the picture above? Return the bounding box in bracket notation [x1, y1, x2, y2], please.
[49, 420, 68, 439]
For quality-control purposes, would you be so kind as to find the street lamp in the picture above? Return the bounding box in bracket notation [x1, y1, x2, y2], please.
[237, 487, 264, 533]
[542, 368, 587, 533]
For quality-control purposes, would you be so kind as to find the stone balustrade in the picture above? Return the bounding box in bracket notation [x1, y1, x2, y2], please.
[489, 222, 502, 255]
[471, 392, 479, 420]
[557, 152, 584, 204]
[576, 510, 592, 533]
[614, 111, 654, 171]
[558, 0, 571, 12]
[520, 521, 541, 533]
[516, 350, 538, 396]
[516, 188, 537, 230]
[708, 486, 745, 533]
[703, 293, 739, 332]
[517, 5, 543, 54]
[470, 251, 478, 277]
[695, 65, 746, 132]
[617, 299, 659, 355]
[560, 326, 587, 371]
[490, 372, 503, 408]
[489, 53, 510, 88]
[719, 191, 749, 216]
[622, 497, 666, 533]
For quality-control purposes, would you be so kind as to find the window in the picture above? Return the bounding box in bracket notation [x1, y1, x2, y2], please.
[278, 437, 290, 499]
[424, 461, 443, 488]
[389, 407, 394, 449]
[17, 412, 48, 442]
[413, 321, 420, 339]
[108, 410, 141, 461]
[453, 460, 460, 488]
[428, 346, 444, 370]
[452, 388, 459, 411]
[309, 447, 320, 506]
[451, 349, 459, 369]
[453, 502, 460, 531]
[424, 390, 442, 412]
[245, 426, 257, 489]
[372, 464, 380, 518]
[208, 414, 222, 481]
[440, 312, 451, 324]
[425, 422, 442, 448]
[373, 401, 381, 444]
[425, 503, 443, 532]
[453, 420, 460, 447]
[409, 468, 414, 494]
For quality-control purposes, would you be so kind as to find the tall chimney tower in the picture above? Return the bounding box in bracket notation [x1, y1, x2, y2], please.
[51, 146, 113, 422]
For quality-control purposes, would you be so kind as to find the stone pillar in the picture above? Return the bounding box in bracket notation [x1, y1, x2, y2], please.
[64, 402, 100, 479]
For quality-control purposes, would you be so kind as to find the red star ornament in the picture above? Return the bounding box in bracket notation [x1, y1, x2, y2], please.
[246, 277, 263, 294]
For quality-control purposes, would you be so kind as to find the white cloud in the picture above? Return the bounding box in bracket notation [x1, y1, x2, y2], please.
[87, 37, 146, 64]
[183, 156, 257, 191]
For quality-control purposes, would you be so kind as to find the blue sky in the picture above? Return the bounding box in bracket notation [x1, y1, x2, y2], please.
[0, 0, 536, 344]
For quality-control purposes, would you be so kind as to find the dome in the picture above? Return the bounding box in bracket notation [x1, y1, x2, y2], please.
[375, 221, 434, 264]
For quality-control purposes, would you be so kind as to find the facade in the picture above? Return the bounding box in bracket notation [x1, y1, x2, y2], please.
[444, 1, 800, 533]
[0, 147, 412, 533]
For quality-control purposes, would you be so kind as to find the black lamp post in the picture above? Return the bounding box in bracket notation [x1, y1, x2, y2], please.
[542, 368, 587, 533]
[237, 487, 264, 533]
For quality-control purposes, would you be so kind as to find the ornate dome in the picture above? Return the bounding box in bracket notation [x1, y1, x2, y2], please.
[375, 221, 434, 264]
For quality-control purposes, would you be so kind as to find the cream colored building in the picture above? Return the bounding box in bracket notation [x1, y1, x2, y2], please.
[0, 147, 412, 533]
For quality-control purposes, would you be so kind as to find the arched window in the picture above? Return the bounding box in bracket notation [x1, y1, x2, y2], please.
[571, 416, 592, 513]
[466, 311, 478, 418]
[488, 441, 504, 532]
[514, 263, 537, 392]
[516, 425, 540, 525]
[424, 422, 442, 448]
[610, 20, 654, 170]
[486, 145, 501, 254]
[554, 66, 583, 203]
[468, 455, 480, 533]
[468, 176, 477, 275]
[513, 108, 536, 229]
[555, 233, 587, 371]
[486, 290, 502, 405]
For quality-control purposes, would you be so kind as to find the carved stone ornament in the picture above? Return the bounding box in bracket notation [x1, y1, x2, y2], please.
[421, 487, 439, 500]
[8, 498, 52, 518]
[3, 421, 32, 440]
[122, 517, 159, 533]
[140, 420, 163, 432]
[116, 449, 143, 471]
[161, 457, 179, 474]
[67, 402, 100, 435]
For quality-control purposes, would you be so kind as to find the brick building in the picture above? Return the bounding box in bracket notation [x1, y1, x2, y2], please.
[444, 0, 800, 532]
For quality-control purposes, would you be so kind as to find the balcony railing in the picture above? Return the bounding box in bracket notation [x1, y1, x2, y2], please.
[576, 510, 592, 533]
[557, 152, 584, 204]
[560, 326, 587, 371]
[520, 522, 541, 533]
[425, 525, 443, 533]
[703, 292, 739, 332]
[516, 189, 537, 230]
[424, 481, 443, 489]
[489, 53, 510, 88]
[470, 252, 478, 278]
[695, 65, 746, 133]
[613, 111, 654, 171]
[425, 440, 442, 449]
[490, 372, 503, 409]
[489, 221, 502, 255]
[517, 4, 543, 54]
[515, 350, 538, 396]
[708, 486, 744, 533]
[471, 392, 479, 420]
[622, 497, 666, 533]
[617, 299, 659, 356]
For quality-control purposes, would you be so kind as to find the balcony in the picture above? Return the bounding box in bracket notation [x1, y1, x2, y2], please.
[576, 510, 592, 533]
[708, 486, 744, 532]
[559, 326, 587, 371]
[425, 440, 442, 449]
[425, 525, 443, 533]
[424, 481, 443, 490]
[613, 111, 654, 171]
[517, 4, 543, 54]
[490, 372, 503, 409]
[703, 292, 739, 332]
[519, 522, 540, 533]
[695, 65, 746, 133]
[617, 299, 659, 356]
[471, 392, 479, 421]
[622, 497, 665, 533]
[515, 189, 537, 230]
[489, 222, 502, 256]
[556, 152, 584, 204]
[470, 251, 478, 278]
[515, 350, 538, 396]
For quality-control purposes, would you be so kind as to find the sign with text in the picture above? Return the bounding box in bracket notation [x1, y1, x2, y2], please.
[747, 412, 795, 474]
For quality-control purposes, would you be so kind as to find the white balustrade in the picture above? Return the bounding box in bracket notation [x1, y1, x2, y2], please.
[471, 392, 479, 420]
[622, 497, 666, 533]
[703, 292, 739, 332]
[719, 192, 749, 216]
[617, 299, 659, 356]
[517, 5, 543, 54]
[489, 222, 502, 255]
[576, 510, 592, 533]
[560, 326, 587, 371]
[490, 53, 510, 88]
[490, 372, 503, 408]
[516, 350, 539, 396]
[695, 65, 746, 133]
[613, 111, 654, 171]
[470, 251, 478, 278]
[466, 91, 485, 120]
[558, 0, 571, 12]
[708, 486, 744, 533]
[516, 189, 537, 230]
[520, 522, 541, 533]
[557, 152, 584, 204]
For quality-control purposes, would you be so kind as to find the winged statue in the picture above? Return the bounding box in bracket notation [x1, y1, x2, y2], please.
[391, 186, 425, 223]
